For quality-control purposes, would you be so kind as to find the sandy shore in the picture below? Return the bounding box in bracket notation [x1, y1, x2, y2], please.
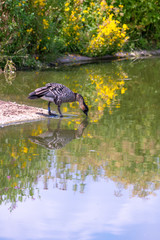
[0, 100, 48, 127]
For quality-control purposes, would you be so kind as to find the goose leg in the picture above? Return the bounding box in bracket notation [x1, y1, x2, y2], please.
[58, 105, 63, 117]
[48, 102, 51, 115]
[48, 102, 57, 117]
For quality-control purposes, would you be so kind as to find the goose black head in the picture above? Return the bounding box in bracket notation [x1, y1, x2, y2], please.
[76, 93, 89, 116]
[83, 103, 89, 116]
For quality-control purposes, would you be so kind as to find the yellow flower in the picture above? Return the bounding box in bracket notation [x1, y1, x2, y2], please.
[123, 24, 128, 30]
[65, 2, 69, 7]
[82, 17, 85, 22]
[39, 0, 46, 7]
[100, 1, 105, 6]
[26, 28, 33, 33]
[90, 2, 95, 6]
[43, 19, 49, 29]
[65, 7, 70, 11]
[83, 10, 88, 14]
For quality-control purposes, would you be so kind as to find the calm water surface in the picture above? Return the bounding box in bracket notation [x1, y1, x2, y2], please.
[0, 58, 160, 240]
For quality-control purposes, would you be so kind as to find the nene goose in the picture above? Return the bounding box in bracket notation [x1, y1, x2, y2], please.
[28, 83, 89, 117]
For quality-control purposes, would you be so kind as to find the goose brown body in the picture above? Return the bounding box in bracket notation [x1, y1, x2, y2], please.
[28, 83, 88, 117]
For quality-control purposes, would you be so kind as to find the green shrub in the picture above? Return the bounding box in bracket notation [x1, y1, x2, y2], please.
[61, 0, 129, 56]
[0, 0, 160, 68]
[113, 0, 160, 49]
[0, 0, 57, 55]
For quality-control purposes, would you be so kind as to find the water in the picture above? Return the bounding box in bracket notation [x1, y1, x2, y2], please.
[0, 58, 160, 240]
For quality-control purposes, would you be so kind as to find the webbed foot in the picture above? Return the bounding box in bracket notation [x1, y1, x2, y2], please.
[49, 112, 58, 117]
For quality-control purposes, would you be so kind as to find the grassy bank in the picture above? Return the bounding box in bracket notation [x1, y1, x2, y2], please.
[0, 0, 160, 70]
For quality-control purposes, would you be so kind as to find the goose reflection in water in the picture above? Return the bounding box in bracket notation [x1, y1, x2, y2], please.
[29, 118, 88, 150]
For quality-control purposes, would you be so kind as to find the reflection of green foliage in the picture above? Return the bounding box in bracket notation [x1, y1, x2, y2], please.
[0, 123, 50, 209]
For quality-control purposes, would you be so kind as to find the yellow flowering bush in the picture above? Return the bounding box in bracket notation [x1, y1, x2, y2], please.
[86, 17, 129, 56]
[62, 0, 129, 56]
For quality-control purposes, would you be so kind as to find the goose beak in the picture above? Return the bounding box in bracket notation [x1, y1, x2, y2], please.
[83, 110, 88, 116]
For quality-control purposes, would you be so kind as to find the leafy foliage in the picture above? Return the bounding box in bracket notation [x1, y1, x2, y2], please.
[0, 0, 160, 68]
[114, 0, 160, 49]
[62, 0, 129, 56]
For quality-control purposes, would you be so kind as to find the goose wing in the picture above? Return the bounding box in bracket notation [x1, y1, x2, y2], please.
[28, 86, 49, 99]
[45, 83, 75, 104]
[29, 83, 75, 103]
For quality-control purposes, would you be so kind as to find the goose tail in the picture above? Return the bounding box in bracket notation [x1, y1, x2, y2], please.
[28, 91, 39, 99]
[28, 86, 49, 99]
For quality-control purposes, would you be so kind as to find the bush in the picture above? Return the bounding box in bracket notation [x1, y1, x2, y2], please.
[1, 0, 160, 68]
[113, 0, 160, 49]
[61, 0, 129, 56]
[0, 0, 57, 55]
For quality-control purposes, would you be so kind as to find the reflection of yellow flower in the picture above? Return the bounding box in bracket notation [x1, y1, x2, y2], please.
[87, 67, 128, 122]
[22, 162, 27, 169]
[121, 87, 127, 94]
[11, 151, 17, 158]
[63, 107, 68, 113]
[23, 147, 28, 153]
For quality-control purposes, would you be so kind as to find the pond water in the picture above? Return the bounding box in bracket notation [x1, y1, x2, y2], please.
[0, 57, 160, 240]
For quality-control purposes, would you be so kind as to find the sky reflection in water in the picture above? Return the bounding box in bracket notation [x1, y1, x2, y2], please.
[0, 177, 159, 240]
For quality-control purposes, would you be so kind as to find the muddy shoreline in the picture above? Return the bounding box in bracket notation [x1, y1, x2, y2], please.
[50, 50, 160, 66]
[0, 100, 48, 127]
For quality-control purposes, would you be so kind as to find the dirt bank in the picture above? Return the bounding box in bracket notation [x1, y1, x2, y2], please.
[50, 50, 160, 66]
[0, 100, 48, 127]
